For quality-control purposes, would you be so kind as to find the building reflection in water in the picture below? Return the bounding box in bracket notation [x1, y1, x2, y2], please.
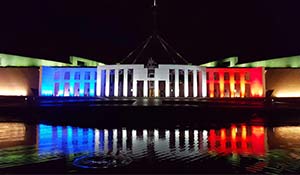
[268, 126, 300, 149]
[0, 122, 36, 149]
[5, 122, 300, 169]
[35, 124, 268, 161]
[208, 124, 266, 156]
[3, 122, 300, 173]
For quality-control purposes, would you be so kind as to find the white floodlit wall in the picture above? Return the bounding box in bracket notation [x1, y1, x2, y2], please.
[97, 64, 206, 98]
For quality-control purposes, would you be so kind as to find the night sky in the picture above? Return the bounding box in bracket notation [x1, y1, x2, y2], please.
[0, 0, 300, 64]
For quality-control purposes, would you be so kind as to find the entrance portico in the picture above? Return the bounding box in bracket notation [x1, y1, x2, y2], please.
[97, 64, 207, 98]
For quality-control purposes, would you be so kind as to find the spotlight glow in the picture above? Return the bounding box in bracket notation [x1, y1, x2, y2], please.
[0, 89, 27, 96]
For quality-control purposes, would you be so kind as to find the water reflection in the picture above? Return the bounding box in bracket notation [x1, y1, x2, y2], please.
[0, 122, 36, 148]
[268, 126, 300, 149]
[208, 124, 266, 156]
[36, 125, 269, 164]
[1, 122, 300, 173]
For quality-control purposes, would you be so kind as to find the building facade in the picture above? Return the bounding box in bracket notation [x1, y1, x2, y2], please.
[39, 65, 268, 98]
[266, 69, 300, 97]
[0, 53, 281, 98]
[40, 67, 97, 97]
[97, 64, 207, 98]
[39, 64, 207, 98]
[0, 67, 39, 96]
[206, 67, 265, 98]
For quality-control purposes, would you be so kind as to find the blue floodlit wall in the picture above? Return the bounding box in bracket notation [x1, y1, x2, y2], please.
[40, 66, 97, 96]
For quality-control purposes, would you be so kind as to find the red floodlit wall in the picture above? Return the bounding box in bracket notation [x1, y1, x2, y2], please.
[206, 67, 265, 98]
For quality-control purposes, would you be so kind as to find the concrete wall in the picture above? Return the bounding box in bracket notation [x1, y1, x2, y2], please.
[266, 69, 300, 97]
[0, 67, 39, 96]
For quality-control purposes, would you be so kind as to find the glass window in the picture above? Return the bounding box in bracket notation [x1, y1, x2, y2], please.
[84, 72, 90, 80]
[64, 72, 70, 80]
[234, 72, 240, 81]
[148, 69, 155, 78]
[224, 72, 229, 80]
[74, 72, 80, 80]
[94, 71, 97, 80]
[213, 72, 219, 80]
[206, 72, 209, 80]
[245, 72, 250, 81]
[54, 72, 60, 80]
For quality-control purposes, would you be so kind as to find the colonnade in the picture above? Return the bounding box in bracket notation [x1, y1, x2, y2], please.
[97, 65, 207, 98]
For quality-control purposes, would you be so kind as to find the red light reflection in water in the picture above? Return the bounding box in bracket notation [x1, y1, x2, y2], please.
[208, 124, 265, 156]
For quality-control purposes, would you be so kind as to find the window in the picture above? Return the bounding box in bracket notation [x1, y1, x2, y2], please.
[84, 72, 90, 80]
[148, 69, 155, 78]
[245, 72, 250, 81]
[64, 72, 70, 80]
[206, 72, 209, 80]
[74, 72, 80, 80]
[224, 72, 229, 80]
[94, 71, 97, 80]
[169, 69, 175, 82]
[54, 72, 60, 80]
[234, 72, 240, 81]
[213, 72, 219, 80]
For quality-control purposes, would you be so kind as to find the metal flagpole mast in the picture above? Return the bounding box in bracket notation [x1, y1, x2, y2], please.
[153, 0, 157, 35]
[119, 0, 190, 64]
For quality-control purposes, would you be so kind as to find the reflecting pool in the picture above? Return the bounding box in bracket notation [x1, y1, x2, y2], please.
[1, 122, 300, 174]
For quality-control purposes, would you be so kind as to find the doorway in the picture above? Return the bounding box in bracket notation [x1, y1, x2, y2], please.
[159, 81, 165, 97]
[64, 83, 70, 96]
[137, 81, 144, 97]
[148, 81, 154, 97]
[74, 83, 80, 96]
[54, 83, 59, 96]
[84, 83, 90, 96]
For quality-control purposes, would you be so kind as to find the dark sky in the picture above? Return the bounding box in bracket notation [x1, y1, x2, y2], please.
[0, 0, 300, 64]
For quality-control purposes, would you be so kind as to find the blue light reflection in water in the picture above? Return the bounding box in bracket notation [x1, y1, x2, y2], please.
[38, 124, 96, 157]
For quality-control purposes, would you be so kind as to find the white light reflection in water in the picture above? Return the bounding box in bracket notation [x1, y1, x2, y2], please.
[143, 129, 147, 142]
[175, 129, 179, 150]
[154, 129, 159, 142]
[94, 129, 99, 153]
[113, 129, 117, 153]
[202, 130, 208, 151]
[104, 129, 108, 153]
[122, 129, 127, 152]
[194, 130, 198, 152]
[166, 130, 170, 139]
[185, 130, 189, 150]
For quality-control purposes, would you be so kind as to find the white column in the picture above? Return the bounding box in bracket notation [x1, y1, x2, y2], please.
[132, 68, 137, 97]
[193, 69, 198, 97]
[105, 69, 110, 97]
[184, 69, 189, 97]
[123, 69, 128, 97]
[143, 80, 148, 97]
[154, 80, 159, 97]
[114, 69, 119, 97]
[202, 69, 207, 97]
[175, 69, 179, 97]
[166, 78, 170, 97]
[96, 67, 102, 96]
